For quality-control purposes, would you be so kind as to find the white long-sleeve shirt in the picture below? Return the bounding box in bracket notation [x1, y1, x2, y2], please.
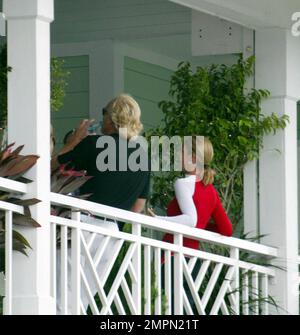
[156, 175, 198, 228]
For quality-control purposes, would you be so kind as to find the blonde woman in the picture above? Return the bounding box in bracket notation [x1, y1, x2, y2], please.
[149, 137, 232, 313]
[152, 137, 232, 251]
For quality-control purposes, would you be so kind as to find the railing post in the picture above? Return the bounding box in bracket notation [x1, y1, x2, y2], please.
[144, 245, 151, 315]
[154, 247, 162, 314]
[241, 270, 249, 315]
[261, 274, 269, 315]
[132, 223, 141, 315]
[164, 250, 172, 315]
[230, 247, 240, 315]
[4, 210, 12, 315]
[60, 225, 68, 314]
[71, 211, 81, 315]
[174, 233, 183, 315]
[50, 223, 57, 311]
[3, 0, 55, 314]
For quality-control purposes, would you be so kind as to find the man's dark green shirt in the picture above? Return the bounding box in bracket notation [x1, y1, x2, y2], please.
[57, 134, 150, 211]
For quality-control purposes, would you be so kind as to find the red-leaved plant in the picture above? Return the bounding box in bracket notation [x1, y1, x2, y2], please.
[0, 143, 40, 270]
[0, 144, 92, 272]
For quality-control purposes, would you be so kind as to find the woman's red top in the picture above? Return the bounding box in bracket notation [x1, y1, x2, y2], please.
[163, 180, 233, 249]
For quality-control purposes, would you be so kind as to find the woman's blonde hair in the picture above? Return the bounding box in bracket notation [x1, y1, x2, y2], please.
[105, 94, 143, 139]
[192, 136, 216, 186]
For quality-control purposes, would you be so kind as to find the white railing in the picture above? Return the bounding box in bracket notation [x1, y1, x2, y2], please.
[0, 177, 279, 315]
[50, 192, 278, 315]
[0, 177, 28, 315]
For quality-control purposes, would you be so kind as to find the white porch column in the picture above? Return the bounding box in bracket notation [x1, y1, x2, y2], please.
[243, 29, 259, 238]
[3, 0, 55, 314]
[256, 28, 300, 315]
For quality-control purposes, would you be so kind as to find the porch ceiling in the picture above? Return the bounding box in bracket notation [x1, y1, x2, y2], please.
[51, 0, 242, 64]
[170, 0, 299, 29]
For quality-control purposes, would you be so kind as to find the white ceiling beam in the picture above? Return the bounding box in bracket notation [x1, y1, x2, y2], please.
[169, 0, 299, 29]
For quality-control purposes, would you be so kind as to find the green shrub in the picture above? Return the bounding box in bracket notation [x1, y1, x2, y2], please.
[146, 56, 288, 233]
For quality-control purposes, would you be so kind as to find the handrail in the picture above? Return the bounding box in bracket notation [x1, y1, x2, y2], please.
[0, 177, 28, 194]
[50, 214, 276, 277]
[50, 192, 278, 258]
[0, 200, 24, 214]
[0, 176, 27, 316]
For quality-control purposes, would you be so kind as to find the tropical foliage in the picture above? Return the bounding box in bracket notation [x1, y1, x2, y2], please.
[0, 143, 40, 273]
[51, 164, 93, 218]
[0, 147, 92, 314]
[146, 56, 289, 234]
[51, 58, 70, 113]
[143, 56, 288, 313]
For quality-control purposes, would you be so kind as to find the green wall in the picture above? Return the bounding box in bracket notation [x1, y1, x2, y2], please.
[51, 55, 89, 150]
[52, 55, 172, 150]
[124, 56, 173, 131]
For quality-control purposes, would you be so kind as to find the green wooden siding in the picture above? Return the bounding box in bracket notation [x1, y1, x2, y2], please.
[51, 55, 89, 150]
[124, 56, 173, 131]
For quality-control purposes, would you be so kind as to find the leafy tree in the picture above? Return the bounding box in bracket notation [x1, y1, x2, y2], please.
[51, 58, 69, 112]
[147, 56, 289, 233]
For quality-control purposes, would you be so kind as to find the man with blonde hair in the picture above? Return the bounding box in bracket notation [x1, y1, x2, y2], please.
[51, 94, 150, 219]
[53, 95, 150, 312]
